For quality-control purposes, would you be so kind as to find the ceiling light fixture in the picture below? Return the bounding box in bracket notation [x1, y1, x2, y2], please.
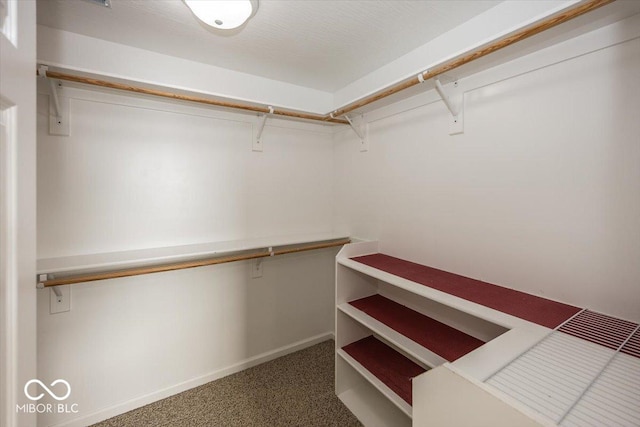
[82, 0, 111, 7]
[184, 0, 258, 30]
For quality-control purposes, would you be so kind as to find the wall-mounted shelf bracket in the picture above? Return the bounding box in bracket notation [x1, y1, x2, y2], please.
[37, 273, 50, 289]
[253, 106, 274, 152]
[251, 258, 263, 278]
[37, 274, 62, 301]
[341, 114, 369, 152]
[38, 65, 70, 136]
[37, 274, 71, 314]
[51, 285, 63, 303]
[434, 77, 464, 135]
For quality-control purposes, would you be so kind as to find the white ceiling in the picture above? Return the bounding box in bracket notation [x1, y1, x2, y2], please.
[36, 0, 501, 92]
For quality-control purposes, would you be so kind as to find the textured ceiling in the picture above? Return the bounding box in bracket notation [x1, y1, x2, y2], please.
[36, 0, 501, 92]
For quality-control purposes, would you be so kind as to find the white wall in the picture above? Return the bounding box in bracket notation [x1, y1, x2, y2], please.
[35, 9, 640, 427]
[37, 25, 334, 114]
[333, 16, 640, 323]
[38, 1, 604, 116]
[36, 87, 337, 427]
[333, 0, 580, 107]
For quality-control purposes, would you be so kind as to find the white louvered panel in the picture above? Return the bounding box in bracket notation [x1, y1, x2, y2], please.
[558, 310, 637, 351]
[561, 353, 640, 427]
[487, 333, 615, 423]
[486, 311, 640, 426]
[622, 330, 640, 358]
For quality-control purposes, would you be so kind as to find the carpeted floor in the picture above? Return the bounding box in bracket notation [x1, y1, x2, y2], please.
[91, 340, 361, 427]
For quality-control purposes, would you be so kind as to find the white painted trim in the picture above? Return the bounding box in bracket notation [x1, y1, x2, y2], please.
[0, 101, 18, 427]
[49, 332, 334, 427]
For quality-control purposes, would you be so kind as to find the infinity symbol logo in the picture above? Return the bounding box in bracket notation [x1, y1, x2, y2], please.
[24, 379, 71, 401]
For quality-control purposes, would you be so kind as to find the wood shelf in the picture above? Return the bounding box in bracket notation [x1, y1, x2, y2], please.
[339, 336, 426, 415]
[345, 294, 485, 363]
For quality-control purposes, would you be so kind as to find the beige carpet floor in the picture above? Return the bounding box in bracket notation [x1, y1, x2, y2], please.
[91, 340, 361, 427]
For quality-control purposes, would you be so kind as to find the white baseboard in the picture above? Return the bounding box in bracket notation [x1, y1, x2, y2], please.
[49, 332, 334, 427]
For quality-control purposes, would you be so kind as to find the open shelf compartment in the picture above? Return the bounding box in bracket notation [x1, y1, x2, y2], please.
[335, 241, 550, 426]
[338, 336, 426, 417]
[336, 350, 412, 427]
[344, 294, 485, 364]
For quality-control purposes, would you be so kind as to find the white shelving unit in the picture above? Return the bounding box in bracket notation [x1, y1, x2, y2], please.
[335, 241, 640, 427]
[336, 242, 510, 426]
[337, 302, 448, 368]
[335, 241, 516, 426]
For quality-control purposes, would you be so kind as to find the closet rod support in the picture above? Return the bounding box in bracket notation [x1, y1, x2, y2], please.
[38, 65, 61, 118]
[343, 114, 369, 152]
[344, 115, 364, 140]
[36, 274, 47, 289]
[254, 106, 274, 151]
[434, 77, 459, 117]
[37, 274, 64, 303]
[48, 79, 62, 119]
[434, 78, 464, 135]
[52, 286, 63, 303]
[38, 65, 70, 136]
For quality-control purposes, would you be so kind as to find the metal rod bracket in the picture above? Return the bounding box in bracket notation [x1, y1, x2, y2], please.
[52, 286, 63, 303]
[37, 274, 64, 303]
[344, 115, 369, 152]
[37, 273, 56, 288]
[253, 106, 274, 152]
[434, 78, 464, 135]
[36, 274, 48, 289]
[39, 65, 70, 136]
[37, 274, 71, 314]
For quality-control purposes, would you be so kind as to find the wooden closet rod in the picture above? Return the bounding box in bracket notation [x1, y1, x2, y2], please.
[40, 238, 351, 287]
[40, 0, 611, 124]
[41, 70, 350, 125]
[327, 0, 614, 119]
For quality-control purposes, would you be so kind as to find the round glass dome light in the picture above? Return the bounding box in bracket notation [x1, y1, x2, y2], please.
[185, 0, 258, 30]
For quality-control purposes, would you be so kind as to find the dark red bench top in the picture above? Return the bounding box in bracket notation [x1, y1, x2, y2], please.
[351, 254, 581, 329]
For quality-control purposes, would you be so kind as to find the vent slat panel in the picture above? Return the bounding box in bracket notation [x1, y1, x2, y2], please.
[486, 310, 639, 426]
[489, 376, 565, 418]
[498, 369, 576, 406]
[621, 331, 640, 358]
[561, 354, 640, 427]
[558, 311, 637, 350]
[487, 334, 610, 421]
